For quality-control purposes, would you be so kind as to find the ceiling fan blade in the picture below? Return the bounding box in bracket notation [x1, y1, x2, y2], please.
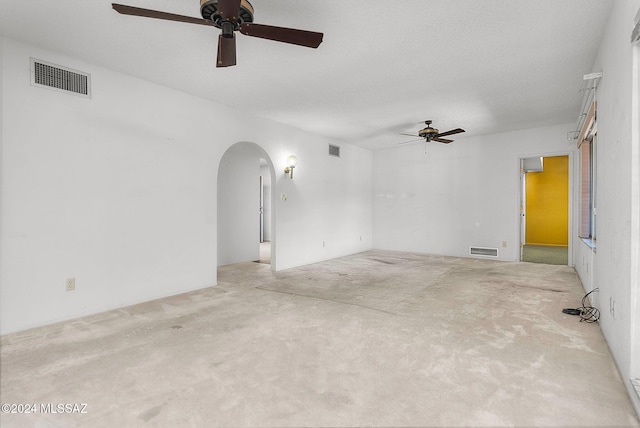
[239, 23, 323, 48]
[217, 0, 241, 21]
[112, 3, 214, 27]
[217, 34, 237, 67]
[433, 137, 454, 144]
[436, 128, 465, 138]
[398, 138, 424, 146]
[399, 133, 418, 137]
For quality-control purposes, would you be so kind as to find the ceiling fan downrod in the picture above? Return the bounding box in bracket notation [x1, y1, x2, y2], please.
[220, 21, 235, 38]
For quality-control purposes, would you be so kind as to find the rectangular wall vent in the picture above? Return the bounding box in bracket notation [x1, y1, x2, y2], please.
[30, 58, 91, 98]
[329, 144, 341, 157]
[469, 246, 499, 257]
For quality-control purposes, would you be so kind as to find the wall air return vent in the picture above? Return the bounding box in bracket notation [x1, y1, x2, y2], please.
[30, 58, 91, 98]
[469, 246, 499, 257]
[329, 144, 341, 157]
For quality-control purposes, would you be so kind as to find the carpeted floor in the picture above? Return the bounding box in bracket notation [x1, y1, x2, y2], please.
[522, 244, 568, 265]
[1, 250, 638, 427]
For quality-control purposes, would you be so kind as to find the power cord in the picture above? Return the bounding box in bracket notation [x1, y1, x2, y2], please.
[562, 288, 600, 323]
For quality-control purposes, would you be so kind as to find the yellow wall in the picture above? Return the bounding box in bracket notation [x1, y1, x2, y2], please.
[525, 156, 569, 246]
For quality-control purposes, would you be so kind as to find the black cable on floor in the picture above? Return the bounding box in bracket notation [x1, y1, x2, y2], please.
[562, 288, 600, 323]
[579, 287, 600, 323]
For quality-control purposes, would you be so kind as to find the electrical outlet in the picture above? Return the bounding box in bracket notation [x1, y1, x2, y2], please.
[66, 278, 75, 291]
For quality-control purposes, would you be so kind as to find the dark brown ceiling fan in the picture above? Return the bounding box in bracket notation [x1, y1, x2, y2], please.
[398, 120, 465, 145]
[112, 0, 323, 67]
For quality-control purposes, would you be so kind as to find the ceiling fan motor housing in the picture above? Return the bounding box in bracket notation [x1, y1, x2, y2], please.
[418, 127, 439, 141]
[200, 0, 254, 28]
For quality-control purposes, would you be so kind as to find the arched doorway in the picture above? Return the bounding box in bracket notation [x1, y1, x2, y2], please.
[217, 142, 276, 269]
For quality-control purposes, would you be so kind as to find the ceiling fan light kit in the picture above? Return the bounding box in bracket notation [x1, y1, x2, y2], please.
[418, 123, 439, 141]
[112, 0, 323, 68]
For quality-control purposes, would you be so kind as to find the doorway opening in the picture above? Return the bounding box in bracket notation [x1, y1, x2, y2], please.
[258, 159, 272, 264]
[520, 155, 570, 265]
[217, 142, 275, 270]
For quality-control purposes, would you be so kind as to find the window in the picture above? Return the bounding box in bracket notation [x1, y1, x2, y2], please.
[579, 101, 597, 244]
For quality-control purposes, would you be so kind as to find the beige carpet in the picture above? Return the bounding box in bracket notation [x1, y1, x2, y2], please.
[1, 250, 638, 427]
[522, 244, 568, 265]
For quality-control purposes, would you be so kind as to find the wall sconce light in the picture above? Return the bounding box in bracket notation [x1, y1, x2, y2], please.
[284, 155, 298, 179]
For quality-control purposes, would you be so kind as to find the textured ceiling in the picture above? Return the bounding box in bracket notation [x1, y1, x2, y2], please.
[0, 0, 613, 150]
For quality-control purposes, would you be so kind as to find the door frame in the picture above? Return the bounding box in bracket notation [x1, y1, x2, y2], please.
[518, 151, 574, 266]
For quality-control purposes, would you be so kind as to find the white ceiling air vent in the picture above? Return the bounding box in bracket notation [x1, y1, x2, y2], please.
[470, 246, 499, 257]
[329, 144, 340, 157]
[30, 58, 91, 98]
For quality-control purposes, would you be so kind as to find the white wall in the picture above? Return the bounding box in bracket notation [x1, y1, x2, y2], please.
[633, 35, 640, 402]
[372, 124, 576, 261]
[274, 141, 373, 270]
[0, 37, 4, 300]
[573, 0, 640, 415]
[0, 37, 373, 334]
[633, 36, 640, 413]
